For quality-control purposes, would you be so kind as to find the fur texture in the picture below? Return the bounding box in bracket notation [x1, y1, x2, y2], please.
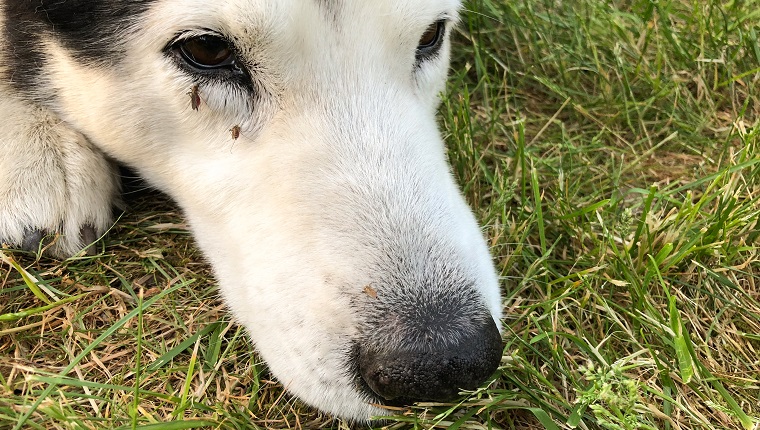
[0, 0, 503, 421]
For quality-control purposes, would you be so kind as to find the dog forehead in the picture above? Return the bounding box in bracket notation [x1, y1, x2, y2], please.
[3, 0, 460, 82]
[145, 0, 461, 39]
[130, 0, 462, 87]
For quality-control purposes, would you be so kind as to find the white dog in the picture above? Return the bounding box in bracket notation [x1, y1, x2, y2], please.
[0, 0, 503, 421]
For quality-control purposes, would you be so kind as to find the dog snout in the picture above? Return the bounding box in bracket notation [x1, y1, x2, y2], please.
[358, 315, 502, 402]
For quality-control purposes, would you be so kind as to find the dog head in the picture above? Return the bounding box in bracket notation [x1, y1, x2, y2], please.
[13, 0, 503, 420]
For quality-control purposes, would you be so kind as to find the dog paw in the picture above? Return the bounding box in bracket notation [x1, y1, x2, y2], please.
[0, 100, 120, 257]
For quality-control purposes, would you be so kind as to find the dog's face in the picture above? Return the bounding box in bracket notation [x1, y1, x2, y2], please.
[13, 0, 503, 420]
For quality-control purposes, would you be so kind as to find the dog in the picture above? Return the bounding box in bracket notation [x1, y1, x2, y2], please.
[0, 0, 503, 421]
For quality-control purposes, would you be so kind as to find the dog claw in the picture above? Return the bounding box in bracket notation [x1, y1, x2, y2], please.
[12, 226, 100, 256]
[21, 229, 46, 253]
[80, 225, 98, 256]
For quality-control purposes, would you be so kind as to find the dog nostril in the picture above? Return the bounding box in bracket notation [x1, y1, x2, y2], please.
[358, 317, 502, 402]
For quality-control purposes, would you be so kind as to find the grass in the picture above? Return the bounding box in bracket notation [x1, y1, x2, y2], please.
[1, 0, 759, 428]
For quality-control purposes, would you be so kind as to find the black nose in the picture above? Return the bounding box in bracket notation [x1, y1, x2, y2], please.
[358, 316, 502, 402]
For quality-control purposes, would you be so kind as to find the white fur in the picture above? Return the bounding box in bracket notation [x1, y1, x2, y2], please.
[0, 93, 119, 256]
[0, 0, 502, 421]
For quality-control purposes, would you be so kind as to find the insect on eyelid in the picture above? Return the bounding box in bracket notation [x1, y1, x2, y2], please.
[187, 84, 201, 110]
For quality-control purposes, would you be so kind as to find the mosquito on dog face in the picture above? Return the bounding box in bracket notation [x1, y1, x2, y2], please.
[187, 84, 201, 110]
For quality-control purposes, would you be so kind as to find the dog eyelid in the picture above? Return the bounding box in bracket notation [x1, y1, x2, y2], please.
[415, 19, 446, 63]
[176, 35, 236, 69]
[418, 20, 444, 49]
[167, 32, 254, 90]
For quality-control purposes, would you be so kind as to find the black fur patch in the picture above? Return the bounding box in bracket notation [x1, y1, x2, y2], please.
[3, 0, 156, 94]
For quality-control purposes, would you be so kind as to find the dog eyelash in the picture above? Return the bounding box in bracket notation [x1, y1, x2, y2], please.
[165, 31, 253, 90]
[415, 19, 447, 65]
[176, 35, 237, 69]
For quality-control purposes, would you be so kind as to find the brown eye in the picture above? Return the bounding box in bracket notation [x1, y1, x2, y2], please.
[177, 35, 235, 69]
[417, 20, 445, 51]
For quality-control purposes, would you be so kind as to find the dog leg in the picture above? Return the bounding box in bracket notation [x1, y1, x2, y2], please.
[0, 95, 120, 257]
